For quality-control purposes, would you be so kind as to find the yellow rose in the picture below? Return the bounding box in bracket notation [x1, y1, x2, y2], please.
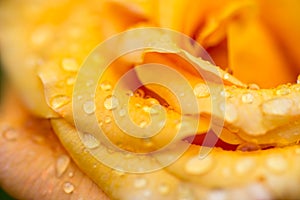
[0, 1, 300, 200]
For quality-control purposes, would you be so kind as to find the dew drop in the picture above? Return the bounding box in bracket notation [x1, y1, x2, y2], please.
[297, 74, 300, 84]
[185, 155, 213, 175]
[236, 143, 260, 152]
[223, 73, 230, 80]
[82, 133, 100, 149]
[63, 182, 75, 194]
[158, 183, 170, 195]
[56, 154, 70, 177]
[248, 83, 260, 90]
[50, 95, 70, 109]
[100, 81, 112, 91]
[193, 83, 210, 98]
[83, 100, 95, 114]
[62, 58, 78, 72]
[262, 98, 293, 115]
[104, 95, 119, 110]
[134, 177, 147, 188]
[104, 116, 112, 124]
[241, 93, 254, 104]
[265, 154, 287, 173]
[3, 128, 19, 141]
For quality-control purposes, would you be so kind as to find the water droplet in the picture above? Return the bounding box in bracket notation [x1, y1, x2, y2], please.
[119, 108, 126, 117]
[2, 128, 19, 141]
[104, 95, 119, 110]
[237, 143, 260, 152]
[158, 183, 170, 195]
[248, 83, 260, 90]
[56, 154, 70, 178]
[83, 100, 95, 114]
[62, 58, 78, 72]
[50, 95, 70, 109]
[297, 75, 300, 84]
[262, 98, 292, 115]
[223, 73, 230, 80]
[93, 164, 97, 168]
[134, 177, 147, 188]
[100, 81, 112, 91]
[66, 76, 76, 85]
[276, 86, 290, 96]
[265, 154, 287, 173]
[185, 155, 213, 175]
[104, 116, 112, 124]
[82, 133, 100, 149]
[63, 182, 75, 194]
[235, 158, 255, 175]
[241, 93, 254, 104]
[193, 83, 210, 98]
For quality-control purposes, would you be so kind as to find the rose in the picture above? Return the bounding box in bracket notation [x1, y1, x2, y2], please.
[1, 0, 300, 200]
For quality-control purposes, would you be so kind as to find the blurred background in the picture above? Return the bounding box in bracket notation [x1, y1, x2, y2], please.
[0, 60, 14, 200]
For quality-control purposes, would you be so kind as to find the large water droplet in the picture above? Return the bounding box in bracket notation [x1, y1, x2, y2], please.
[61, 58, 78, 72]
[83, 100, 95, 114]
[63, 182, 75, 194]
[104, 95, 119, 110]
[56, 154, 70, 177]
[193, 83, 210, 98]
[82, 133, 100, 149]
[50, 95, 70, 109]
